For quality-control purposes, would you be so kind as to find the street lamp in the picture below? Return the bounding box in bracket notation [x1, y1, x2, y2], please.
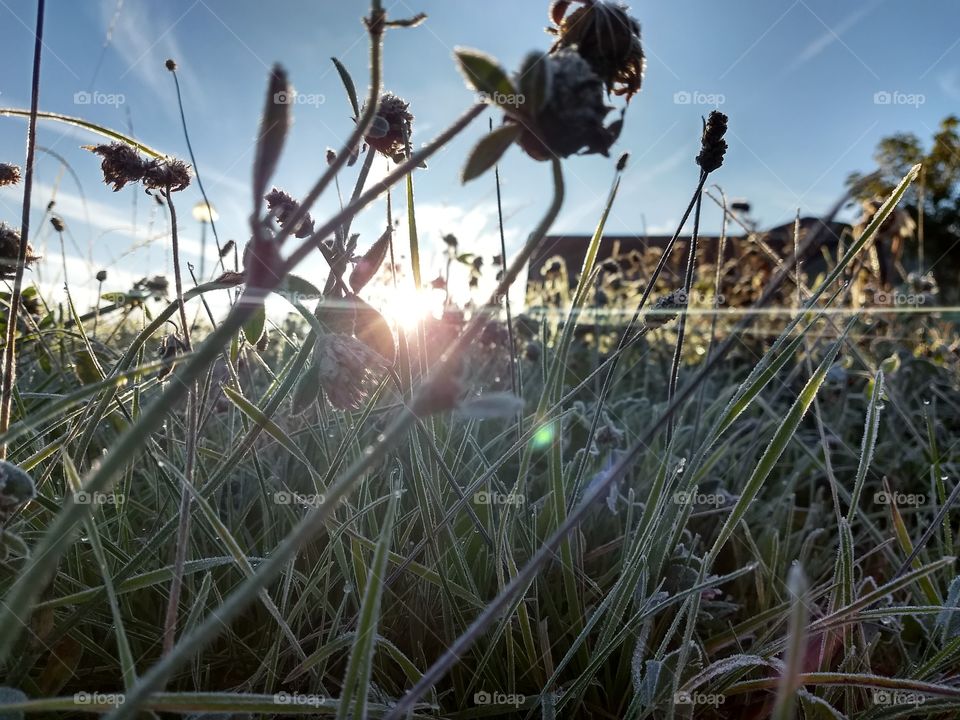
[191, 200, 219, 278]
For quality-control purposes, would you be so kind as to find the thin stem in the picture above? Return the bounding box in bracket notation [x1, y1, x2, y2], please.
[566, 172, 708, 508]
[169, 67, 225, 276]
[666, 171, 705, 442]
[159, 187, 197, 658]
[493, 122, 521, 439]
[0, 0, 45, 458]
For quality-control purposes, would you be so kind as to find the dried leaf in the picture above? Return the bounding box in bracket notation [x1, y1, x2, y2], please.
[252, 65, 291, 208]
[350, 227, 391, 292]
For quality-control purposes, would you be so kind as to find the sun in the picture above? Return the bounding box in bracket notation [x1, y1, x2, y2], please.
[374, 285, 444, 332]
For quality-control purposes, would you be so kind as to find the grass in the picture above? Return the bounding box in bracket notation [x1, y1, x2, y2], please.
[1, 1, 959, 719]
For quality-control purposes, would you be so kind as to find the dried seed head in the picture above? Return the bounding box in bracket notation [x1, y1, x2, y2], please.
[219, 239, 236, 258]
[157, 332, 187, 381]
[314, 334, 389, 411]
[143, 157, 192, 192]
[165, 58, 177, 72]
[595, 412, 625, 447]
[50, 216, 65, 233]
[412, 363, 463, 417]
[642, 290, 687, 330]
[140, 275, 170, 298]
[326, 149, 337, 166]
[0, 163, 21, 187]
[363, 93, 414, 163]
[264, 188, 315, 240]
[514, 50, 621, 160]
[96, 269, 108, 282]
[88, 142, 148, 191]
[0, 461, 36, 518]
[0, 224, 40, 280]
[549, 0, 645, 101]
[696, 111, 729, 174]
[525, 340, 542, 363]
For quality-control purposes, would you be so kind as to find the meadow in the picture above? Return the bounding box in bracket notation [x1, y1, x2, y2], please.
[0, 1, 959, 718]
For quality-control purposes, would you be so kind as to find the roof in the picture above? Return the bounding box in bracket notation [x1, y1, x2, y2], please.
[527, 218, 851, 287]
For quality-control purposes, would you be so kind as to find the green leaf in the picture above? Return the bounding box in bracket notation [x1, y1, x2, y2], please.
[336, 489, 398, 720]
[274, 273, 322, 308]
[846, 369, 884, 521]
[462, 124, 521, 183]
[454, 48, 516, 103]
[242, 305, 266, 345]
[517, 51, 551, 115]
[331, 57, 360, 119]
[707, 324, 850, 562]
[291, 364, 321, 415]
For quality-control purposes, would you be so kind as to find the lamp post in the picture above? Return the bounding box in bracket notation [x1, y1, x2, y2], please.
[191, 200, 219, 279]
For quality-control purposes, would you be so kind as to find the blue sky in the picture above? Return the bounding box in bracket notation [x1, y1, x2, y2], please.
[0, 0, 958, 310]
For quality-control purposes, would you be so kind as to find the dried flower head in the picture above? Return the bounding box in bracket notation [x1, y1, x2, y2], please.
[513, 50, 621, 160]
[314, 334, 389, 411]
[264, 188, 315, 239]
[157, 332, 187, 381]
[136, 275, 170, 299]
[0, 224, 40, 280]
[696, 111, 729, 174]
[165, 58, 177, 72]
[88, 143, 148, 191]
[219, 239, 236, 258]
[87, 143, 191, 193]
[548, 1, 645, 101]
[0, 460, 36, 519]
[143, 157, 192, 192]
[0, 163, 21, 187]
[50, 216, 65, 233]
[642, 290, 687, 331]
[96, 269, 108, 282]
[363, 93, 414, 163]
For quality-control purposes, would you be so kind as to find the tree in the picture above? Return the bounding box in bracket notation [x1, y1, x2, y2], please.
[848, 115, 960, 300]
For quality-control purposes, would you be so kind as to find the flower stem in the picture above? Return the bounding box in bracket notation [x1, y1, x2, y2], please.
[159, 187, 198, 658]
[0, 0, 44, 459]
